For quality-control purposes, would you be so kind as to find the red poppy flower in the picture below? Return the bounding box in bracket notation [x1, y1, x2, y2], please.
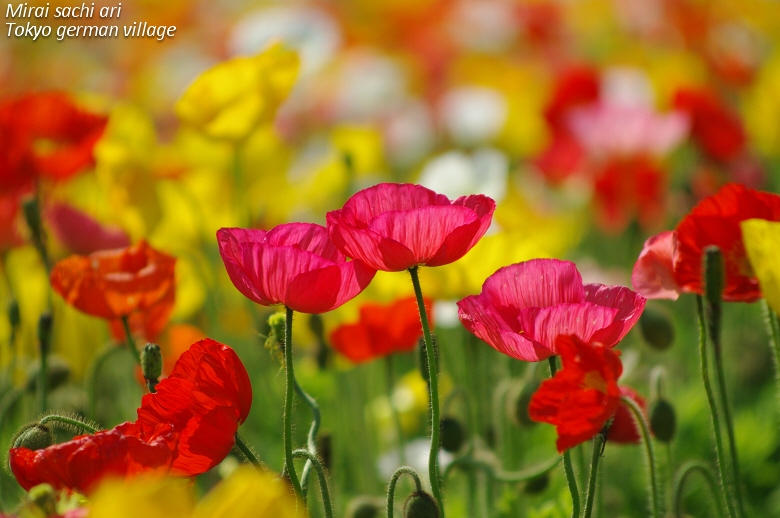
[135, 338, 253, 476]
[326, 183, 495, 272]
[0, 92, 108, 190]
[632, 183, 780, 302]
[50, 240, 176, 320]
[0, 190, 24, 252]
[457, 259, 645, 362]
[218, 223, 376, 314]
[607, 386, 647, 444]
[47, 203, 130, 255]
[528, 335, 623, 453]
[543, 65, 600, 129]
[672, 87, 745, 162]
[9, 422, 178, 493]
[330, 296, 433, 363]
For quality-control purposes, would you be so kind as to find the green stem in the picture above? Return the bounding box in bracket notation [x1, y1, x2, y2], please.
[293, 379, 320, 497]
[582, 435, 603, 518]
[696, 296, 738, 518]
[387, 467, 424, 518]
[120, 316, 141, 366]
[408, 266, 444, 515]
[39, 414, 98, 434]
[548, 356, 581, 518]
[38, 341, 47, 415]
[386, 355, 407, 466]
[763, 300, 780, 417]
[85, 345, 120, 420]
[443, 454, 560, 483]
[622, 395, 660, 518]
[234, 433, 264, 473]
[292, 449, 333, 518]
[673, 460, 724, 518]
[283, 306, 303, 500]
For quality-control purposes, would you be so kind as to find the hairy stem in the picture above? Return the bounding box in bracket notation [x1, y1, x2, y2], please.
[548, 356, 580, 518]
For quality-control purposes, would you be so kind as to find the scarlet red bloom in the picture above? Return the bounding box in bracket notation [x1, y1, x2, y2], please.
[607, 386, 647, 444]
[632, 183, 780, 302]
[9, 422, 177, 493]
[218, 223, 376, 314]
[528, 335, 623, 452]
[673, 87, 745, 162]
[330, 296, 433, 363]
[326, 183, 495, 272]
[457, 259, 645, 362]
[136, 338, 253, 476]
[50, 240, 176, 321]
[0, 92, 108, 190]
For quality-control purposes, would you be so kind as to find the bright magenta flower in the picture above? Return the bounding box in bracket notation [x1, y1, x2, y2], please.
[326, 183, 495, 272]
[457, 259, 645, 362]
[217, 223, 376, 314]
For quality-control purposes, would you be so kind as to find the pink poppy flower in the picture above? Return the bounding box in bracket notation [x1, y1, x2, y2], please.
[217, 223, 376, 314]
[457, 259, 645, 362]
[631, 231, 680, 300]
[326, 183, 496, 272]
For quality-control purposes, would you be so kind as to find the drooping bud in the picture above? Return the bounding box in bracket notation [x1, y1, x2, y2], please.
[141, 343, 162, 392]
[11, 423, 56, 451]
[22, 196, 49, 269]
[404, 491, 440, 518]
[38, 313, 53, 356]
[418, 336, 439, 385]
[7, 299, 20, 330]
[28, 483, 58, 517]
[265, 312, 286, 363]
[26, 356, 70, 393]
[523, 472, 549, 494]
[506, 379, 540, 427]
[439, 416, 466, 453]
[345, 496, 383, 518]
[318, 433, 332, 472]
[703, 246, 724, 306]
[638, 305, 675, 351]
[649, 399, 676, 443]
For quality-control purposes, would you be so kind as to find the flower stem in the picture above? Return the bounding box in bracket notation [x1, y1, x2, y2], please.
[234, 433, 264, 473]
[673, 460, 724, 518]
[582, 435, 603, 518]
[622, 395, 660, 518]
[762, 300, 780, 417]
[696, 295, 738, 518]
[387, 466, 424, 518]
[293, 379, 320, 497]
[283, 306, 304, 500]
[386, 355, 406, 466]
[443, 454, 560, 483]
[408, 266, 444, 515]
[39, 414, 98, 434]
[85, 345, 119, 421]
[548, 356, 581, 518]
[293, 449, 333, 518]
[120, 316, 141, 366]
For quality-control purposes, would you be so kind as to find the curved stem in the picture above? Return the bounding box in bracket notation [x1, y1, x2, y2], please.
[673, 460, 724, 518]
[234, 433, 264, 473]
[85, 345, 119, 420]
[120, 316, 141, 366]
[294, 379, 320, 496]
[408, 266, 444, 515]
[283, 307, 304, 500]
[622, 395, 660, 518]
[387, 466, 424, 518]
[386, 355, 406, 466]
[548, 356, 581, 518]
[292, 449, 333, 518]
[582, 435, 603, 518]
[762, 301, 780, 416]
[696, 296, 738, 518]
[443, 454, 560, 483]
[39, 414, 98, 434]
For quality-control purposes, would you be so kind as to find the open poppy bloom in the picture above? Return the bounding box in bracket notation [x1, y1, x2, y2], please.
[528, 335, 623, 452]
[672, 87, 745, 162]
[9, 338, 251, 491]
[607, 386, 647, 444]
[632, 183, 780, 302]
[326, 183, 495, 272]
[457, 259, 645, 362]
[218, 223, 376, 314]
[330, 296, 433, 363]
[742, 218, 780, 315]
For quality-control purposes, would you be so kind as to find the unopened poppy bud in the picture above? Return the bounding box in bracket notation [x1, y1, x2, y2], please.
[404, 491, 439, 518]
[265, 312, 286, 362]
[141, 343, 162, 383]
[38, 313, 53, 356]
[418, 336, 439, 385]
[28, 483, 57, 517]
[523, 472, 549, 494]
[507, 379, 540, 427]
[638, 306, 675, 351]
[345, 496, 383, 518]
[703, 246, 724, 306]
[26, 356, 70, 392]
[649, 399, 676, 443]
[22, 197, 44, 245]
[11, 423, 56, 451]
[318, 433, 332, 472]
[7, 299, 20, 330]
[440, 416, 466, 453]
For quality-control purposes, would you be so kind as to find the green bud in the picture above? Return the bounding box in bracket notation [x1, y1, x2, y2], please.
[7, 299, 20, 330]
[265, 312, 286, 363]
[28, 483, 58, 516]
[11, 423, 55, 451]
[639, 306, 675, 351]
[26, 356, 70, 393]
[418, 336, 439, 385]
[317, 433, 332, 472]
[703, 246, 724, 306]
[507, 379, 540, 427]
[649, 399, 676, 443]
[141, 343, 163, 382]
[523, 472, 549, 494]
[439, 416, 466, 453]
[345, 496, 383, 518]
[309, 313, 324, 340]
[404, 491, 439, 518]
[38, 313, 53, 356]
[22, 196, 44, 244]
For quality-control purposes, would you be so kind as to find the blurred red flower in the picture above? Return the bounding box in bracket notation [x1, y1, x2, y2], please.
[632, 183, 780, 302]
[9, 422, 178, 493]
[528, 335, 623, 453]
[607, 386, 647, 444]
[327, 183, 495, 272]
[0, 92, 108, 191]
[0, 190, 24, 252]
[218, 223, 375, 314]
[330, 296, 433, 363]
[673, 87, 745, 162]
[46, 202, 130, 255]
[457, 259, 645, 362]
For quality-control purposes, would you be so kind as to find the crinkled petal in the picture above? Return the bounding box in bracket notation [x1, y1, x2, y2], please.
[584, 284, 646, 345]
[285, 260, 376, 314]
[327, 209, 416, 271]
[516, 303, 619, 352]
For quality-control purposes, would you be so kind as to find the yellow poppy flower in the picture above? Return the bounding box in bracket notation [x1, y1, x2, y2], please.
[741, 218, 780, 314]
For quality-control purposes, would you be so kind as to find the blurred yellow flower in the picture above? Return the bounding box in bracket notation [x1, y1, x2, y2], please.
[88, 467, 301, 518]
[176, 43, 300, 141]
[742, 219, 780, 315]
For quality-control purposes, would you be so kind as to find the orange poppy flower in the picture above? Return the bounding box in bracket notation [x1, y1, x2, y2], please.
[50, 240, 176, 321]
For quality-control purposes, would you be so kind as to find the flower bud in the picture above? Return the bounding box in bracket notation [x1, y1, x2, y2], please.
[28, 483, 58, 517]
[638, 306, 674, 351]
[38, 313, 53, 356]
[703, 246, 724, 306]
[265, 312, 286, 363]
[523, 472, 549, 494]
[649, 398, 676, 443]
[345, 496, 383, 518]
[418, 336, 439, 385]
[11, 423, 56, 451]
[404, 491, 439, 518]
[439, 416, 466, 453]
[318, 433, 332, 472]
[506, 379, 540, 427]
[7, 299, 20, 330]
[22, 196, 44, 245]
[141, 343, 162, 383]
[26, 356, 70, 392]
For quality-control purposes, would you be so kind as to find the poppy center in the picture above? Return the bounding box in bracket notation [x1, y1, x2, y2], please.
[582, 371, 607, 393]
